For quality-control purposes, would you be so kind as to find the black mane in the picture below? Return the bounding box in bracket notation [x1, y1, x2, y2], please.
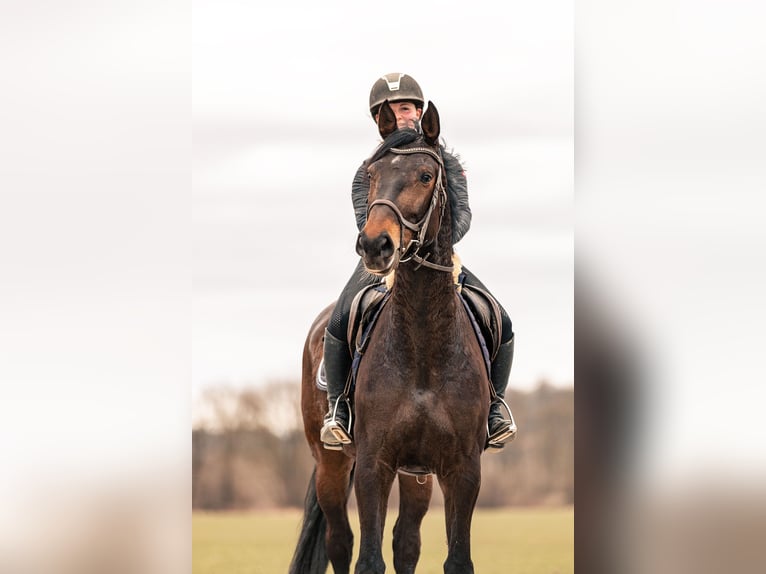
[368, 128, 423, 164]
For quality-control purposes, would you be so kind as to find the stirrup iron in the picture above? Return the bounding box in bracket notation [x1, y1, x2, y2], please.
[321, 395, 353, 448]
[487, 396, 517, 449]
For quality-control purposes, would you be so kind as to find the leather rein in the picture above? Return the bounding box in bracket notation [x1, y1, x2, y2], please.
[366, 146, 454, 273]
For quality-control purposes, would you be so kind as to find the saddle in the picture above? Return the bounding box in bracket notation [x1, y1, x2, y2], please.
[347, 283, 390, 358]
[459, 281, 503, 363]
[316, 262, 504, 393]
[348, 270, 503, 385]
[314, 283, 389, 393]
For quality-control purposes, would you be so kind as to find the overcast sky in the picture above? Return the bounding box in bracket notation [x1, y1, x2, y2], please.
[192, 1, 574, 396]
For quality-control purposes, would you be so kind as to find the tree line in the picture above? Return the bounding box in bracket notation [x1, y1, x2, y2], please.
[192, 380, 573, 510]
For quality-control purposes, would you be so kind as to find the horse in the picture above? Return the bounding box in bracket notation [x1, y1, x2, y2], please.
[290, 100, 490, 574]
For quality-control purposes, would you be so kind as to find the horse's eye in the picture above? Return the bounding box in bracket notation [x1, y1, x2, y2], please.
[420, 173, 433, 184]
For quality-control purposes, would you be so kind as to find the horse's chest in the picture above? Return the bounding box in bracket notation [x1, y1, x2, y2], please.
[359, 338, 481, 388]
[356, 358, 456, 394]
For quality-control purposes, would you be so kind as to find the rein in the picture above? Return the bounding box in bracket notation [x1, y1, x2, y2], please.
[366, 146, 454, 273]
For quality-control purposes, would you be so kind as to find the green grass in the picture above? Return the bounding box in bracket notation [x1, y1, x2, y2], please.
[193, 506, 572, 574]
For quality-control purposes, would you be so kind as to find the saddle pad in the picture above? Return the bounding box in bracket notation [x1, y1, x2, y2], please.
[315, 358, 328, 391]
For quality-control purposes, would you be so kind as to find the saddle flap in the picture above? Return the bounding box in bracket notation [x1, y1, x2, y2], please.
[347, 284, 388, 353]
[460, 284, 503, 361]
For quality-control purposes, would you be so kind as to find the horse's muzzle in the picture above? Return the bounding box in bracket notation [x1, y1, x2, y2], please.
[356, 231, 397, 275]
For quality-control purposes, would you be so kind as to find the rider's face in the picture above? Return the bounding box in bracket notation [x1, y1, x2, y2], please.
[376, 101, 422, 129]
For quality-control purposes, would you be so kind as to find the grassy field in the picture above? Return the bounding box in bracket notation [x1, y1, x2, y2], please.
[193, 506, 573, 574]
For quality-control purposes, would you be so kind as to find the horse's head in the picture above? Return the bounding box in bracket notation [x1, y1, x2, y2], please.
[356, 100, 449, 276]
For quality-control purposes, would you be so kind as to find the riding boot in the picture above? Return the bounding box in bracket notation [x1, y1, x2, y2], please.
[487, 336, 518, 450]
[319, 329, 354, 450]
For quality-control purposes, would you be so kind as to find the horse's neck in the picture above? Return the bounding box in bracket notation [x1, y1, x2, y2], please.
[392, 264, 454, 302]
[389, 265, 457, 338]
[390, 219, 457, 336]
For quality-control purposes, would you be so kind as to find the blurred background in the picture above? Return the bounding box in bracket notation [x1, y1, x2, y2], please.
[2, 0, 766, 573]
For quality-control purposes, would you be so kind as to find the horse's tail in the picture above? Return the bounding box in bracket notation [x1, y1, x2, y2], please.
[288, 466, 328, 574]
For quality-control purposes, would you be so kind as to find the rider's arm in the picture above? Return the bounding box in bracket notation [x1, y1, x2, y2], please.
[442, 149, 472, 245]
[351, 161, 369, 231]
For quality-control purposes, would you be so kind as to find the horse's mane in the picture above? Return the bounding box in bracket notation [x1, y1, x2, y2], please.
[367, 128, 423, 164]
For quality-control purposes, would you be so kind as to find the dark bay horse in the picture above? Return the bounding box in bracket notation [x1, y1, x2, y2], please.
[290, 101, 490, 574]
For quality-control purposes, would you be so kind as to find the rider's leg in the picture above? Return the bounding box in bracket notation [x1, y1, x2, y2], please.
[320, 329, 353, 448]
[487, 332, 517, 447]
[460, 266, 517, 448]
[320, 261, 378, 449]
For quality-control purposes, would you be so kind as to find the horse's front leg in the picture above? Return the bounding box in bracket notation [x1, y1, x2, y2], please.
[353, 454, 396, 574]
[438, 457, 482, 574]
[315, 452, 355, 574]
[393, 473, 433, 574]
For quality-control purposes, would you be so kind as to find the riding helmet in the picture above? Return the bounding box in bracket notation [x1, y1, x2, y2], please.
[369, 73, 424, 118]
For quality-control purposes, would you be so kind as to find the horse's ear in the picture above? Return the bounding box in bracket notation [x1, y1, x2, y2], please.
[421, 101, 440, 145]
[377, 100, 397, 139]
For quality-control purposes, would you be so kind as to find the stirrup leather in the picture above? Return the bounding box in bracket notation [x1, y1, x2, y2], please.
[487, 396, 517, 448]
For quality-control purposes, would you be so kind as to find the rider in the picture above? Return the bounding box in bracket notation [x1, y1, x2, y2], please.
[320, 73, 517, 451]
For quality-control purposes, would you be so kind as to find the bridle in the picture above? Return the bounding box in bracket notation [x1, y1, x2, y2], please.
[365, 145, 454, 273]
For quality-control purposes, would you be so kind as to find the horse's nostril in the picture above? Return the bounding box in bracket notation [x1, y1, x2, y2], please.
[378, 234, 394, 258]
[356, 234, 365, 256]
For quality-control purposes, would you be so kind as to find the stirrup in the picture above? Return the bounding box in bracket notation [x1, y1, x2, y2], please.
[486, 396, 517, 451]
[320, 396, 353, 450]
[319, 426, 344, 451]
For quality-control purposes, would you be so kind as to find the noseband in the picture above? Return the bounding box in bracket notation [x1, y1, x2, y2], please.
[366, 146, 454, 273]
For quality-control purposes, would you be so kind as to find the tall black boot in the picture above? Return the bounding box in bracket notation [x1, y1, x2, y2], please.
[319, 329, 353, 450]
[487, 336, 518, 450]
